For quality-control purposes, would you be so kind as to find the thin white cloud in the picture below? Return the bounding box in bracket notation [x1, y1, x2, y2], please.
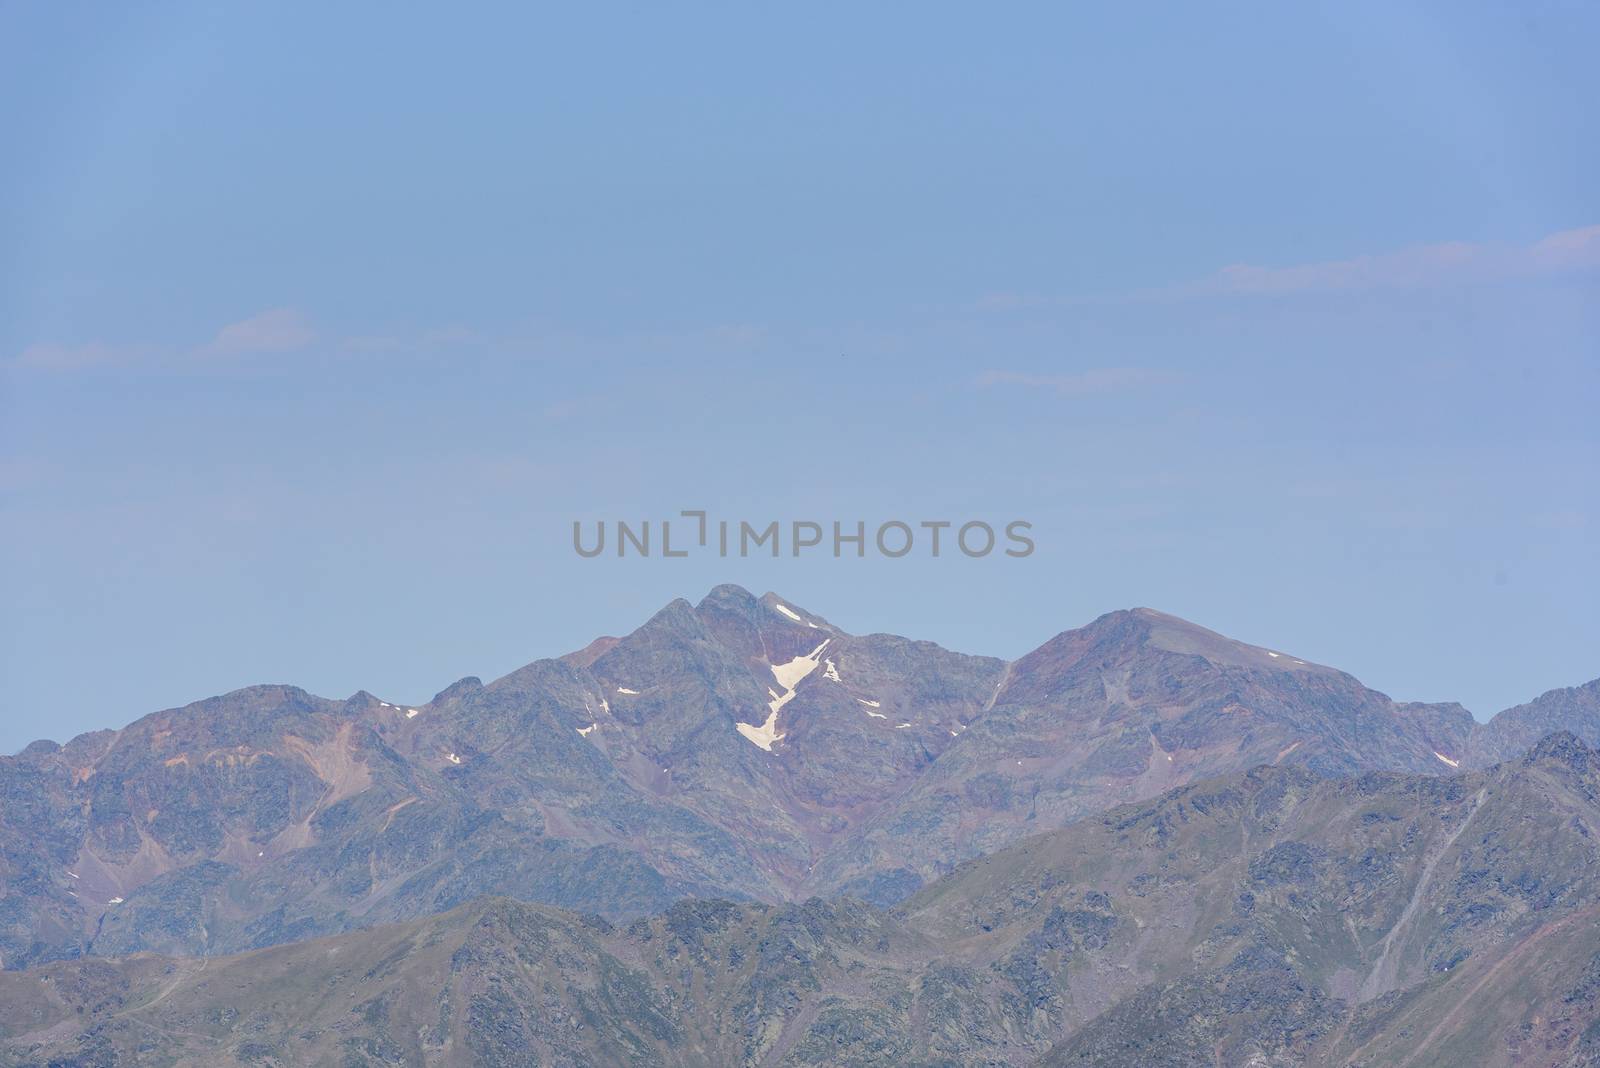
[1528, 224, 1600, 271]
[11, 312, 768, 374]
[1198, 223, 1600, 297]
[1206, 242, 1485, 295]
[13, 342, 152, 370]
[975, 223, 1600, 310]
[12, 309, 318, 372]
[204, 307, 316, 355]
[338, 325, 488, 354]
[976, 367, 1179, 395]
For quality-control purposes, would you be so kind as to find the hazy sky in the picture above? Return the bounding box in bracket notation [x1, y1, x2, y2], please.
[3, 3, 1596, 752]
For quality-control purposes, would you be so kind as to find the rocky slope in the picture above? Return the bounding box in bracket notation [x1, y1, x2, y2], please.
[5, 735, 1600, 1067]
[1467, 677, 1600, 767]
[1, 586, 1593, 970]
[802, 606, 1478, 902]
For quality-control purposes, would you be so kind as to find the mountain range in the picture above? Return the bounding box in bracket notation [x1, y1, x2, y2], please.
[2, 584, 1598, 1064]
[7, 733, 1600, 1066]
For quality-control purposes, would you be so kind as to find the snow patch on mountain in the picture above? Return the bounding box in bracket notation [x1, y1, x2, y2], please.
[737, 639, 831, 751]
[772, 640, 829, 690]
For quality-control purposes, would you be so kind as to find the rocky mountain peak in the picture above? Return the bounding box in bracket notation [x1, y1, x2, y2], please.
[1521, 729, 1596, 772]
[695, 582, 766, 616]
[430, 675, 483, 705]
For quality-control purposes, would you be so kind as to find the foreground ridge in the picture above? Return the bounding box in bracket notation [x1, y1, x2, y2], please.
[5, 737, 1600, 1066]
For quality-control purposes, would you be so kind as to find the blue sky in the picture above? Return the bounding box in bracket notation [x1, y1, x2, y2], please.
[2, 2, 1596, 751]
